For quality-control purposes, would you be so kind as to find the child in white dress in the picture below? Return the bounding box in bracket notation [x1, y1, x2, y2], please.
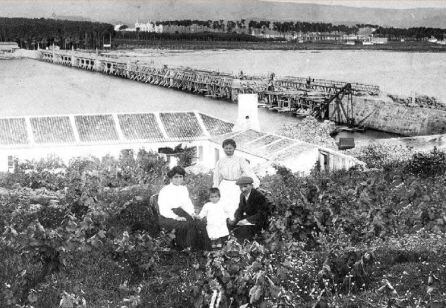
[197, 188, 230, 249]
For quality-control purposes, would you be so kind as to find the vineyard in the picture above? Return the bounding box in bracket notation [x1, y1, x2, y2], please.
[1, 148, 446, 307]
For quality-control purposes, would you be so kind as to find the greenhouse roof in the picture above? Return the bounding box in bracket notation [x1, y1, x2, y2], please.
[0, 111, 234, 148]
[210, 129, 318, 161]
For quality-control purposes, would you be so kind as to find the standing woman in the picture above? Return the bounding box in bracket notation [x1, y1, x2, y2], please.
[213, 139, 259, 220]
[158, 166, 208, 250]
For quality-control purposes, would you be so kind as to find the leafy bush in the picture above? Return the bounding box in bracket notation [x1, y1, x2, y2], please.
[404, 147, 446, 177]
[2, 150, 446, 307]
[347, 143, 413, 169]
[0, 155, 67, 190]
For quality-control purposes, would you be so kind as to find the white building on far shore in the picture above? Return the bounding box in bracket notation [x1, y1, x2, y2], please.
[114, 21, 163, 33]
[0, 42, 19, 54]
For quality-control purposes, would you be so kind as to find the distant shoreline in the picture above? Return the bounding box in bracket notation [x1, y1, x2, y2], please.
[114, 39, 446, 53]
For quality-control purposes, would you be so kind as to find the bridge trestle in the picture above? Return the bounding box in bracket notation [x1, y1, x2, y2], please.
[38, 50, 379, 124]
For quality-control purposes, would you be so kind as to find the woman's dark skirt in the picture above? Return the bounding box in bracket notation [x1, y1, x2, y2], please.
[159, 208, 211, 251]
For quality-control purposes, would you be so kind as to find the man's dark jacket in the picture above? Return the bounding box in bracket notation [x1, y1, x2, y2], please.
[234, 188, 269, 231]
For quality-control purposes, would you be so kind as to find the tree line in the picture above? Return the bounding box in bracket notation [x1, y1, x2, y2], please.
[0, 17, 114, 50]
[117, 31, 284, 42]
[375, 26, 446, 40]
[136, 19, 446, 40]
[1, 17, 445, 50]
[146, 19, 358, 34]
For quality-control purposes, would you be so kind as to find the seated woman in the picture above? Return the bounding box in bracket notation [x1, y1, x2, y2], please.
[158, 166, 209, 250]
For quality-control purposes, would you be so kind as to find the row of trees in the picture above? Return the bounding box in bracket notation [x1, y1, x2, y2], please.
[0, 18, 114, 50]
[375, 26, 446, 40]
[135, 19, 446, 39]
[117, 31, 284, 42]
[143, 19, 360, 34]
[1, 17, 445, 50]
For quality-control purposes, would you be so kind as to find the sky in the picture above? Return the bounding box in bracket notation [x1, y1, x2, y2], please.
[0, 0, 445, 22]
[2, 0, 446, 11]
[263, 0, 446, 9]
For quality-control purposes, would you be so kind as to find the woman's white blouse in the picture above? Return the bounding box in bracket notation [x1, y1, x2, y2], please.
[213, 155, 259, 188]
[158, 183, 195, 220]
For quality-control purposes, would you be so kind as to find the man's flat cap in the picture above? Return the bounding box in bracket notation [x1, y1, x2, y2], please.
[236, 176, 254, 185]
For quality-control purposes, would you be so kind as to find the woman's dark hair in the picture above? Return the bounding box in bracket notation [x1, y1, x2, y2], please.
[167, 166, 186, 179]
[222, 138, 236, 149]
[209, 187, 221, 197]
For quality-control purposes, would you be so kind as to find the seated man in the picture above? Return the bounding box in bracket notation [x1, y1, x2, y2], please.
[228, 176, 270, 241]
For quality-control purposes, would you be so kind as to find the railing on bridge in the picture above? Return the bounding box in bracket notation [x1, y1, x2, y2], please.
[37, 50, 381, 102]
[275, 76, 380, 96]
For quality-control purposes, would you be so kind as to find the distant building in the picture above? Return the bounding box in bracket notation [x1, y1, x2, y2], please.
[114, 24, 124, 31]
[428, 36, 438, 43]
[293, 32, 345, 43]
[0, 42, 19, 53]
[46, 45, 60, 51]
[371, 37, 388, 44]
[250, 28, 283, 39]
[134, 20, 163, 33]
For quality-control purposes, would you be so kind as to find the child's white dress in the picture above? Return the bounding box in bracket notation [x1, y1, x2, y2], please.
[198, 201, 230, 240]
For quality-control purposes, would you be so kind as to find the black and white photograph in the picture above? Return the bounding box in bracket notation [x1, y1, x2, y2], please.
[1, 0, 446, 307]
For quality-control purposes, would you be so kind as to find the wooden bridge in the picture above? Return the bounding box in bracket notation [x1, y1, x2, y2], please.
[39, 49, 380, 124]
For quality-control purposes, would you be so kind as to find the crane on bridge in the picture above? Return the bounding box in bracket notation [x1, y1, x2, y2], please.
[300, 83, 354, 123]
[325, 83, 355, 126]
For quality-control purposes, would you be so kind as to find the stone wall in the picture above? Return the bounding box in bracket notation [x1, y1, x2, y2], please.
[330, 96, 446, 136]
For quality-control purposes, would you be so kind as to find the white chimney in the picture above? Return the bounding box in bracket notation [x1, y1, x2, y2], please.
[233, 94, 260, 131]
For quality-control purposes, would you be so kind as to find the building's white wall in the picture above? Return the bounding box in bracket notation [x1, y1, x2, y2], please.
[254, 147, 319, 177]
[1, 135, 362, 176]
[202, 141, 219, 168]
[0, 140, 211, 172]
[284, 147, 319, 174]
[0, 154, 9, 172]
[319, 147, 364, 171]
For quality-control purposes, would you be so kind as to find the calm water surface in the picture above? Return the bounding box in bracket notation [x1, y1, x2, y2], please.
[1, 49, 445, 142]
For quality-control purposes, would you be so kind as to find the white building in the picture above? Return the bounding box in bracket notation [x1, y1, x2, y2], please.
[114, 24, 124, 31]
[371, 37, 388, 45]
[0, 107, 363, 176]
[0, 111, 232, 172]
[209, 129, 363, 176]
[428, 36, 438, 43]
[0, 42, 19, 54]
[134, 21, 163, 33]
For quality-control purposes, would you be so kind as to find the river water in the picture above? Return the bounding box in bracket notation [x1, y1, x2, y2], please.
[1, 49, 445, 142]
